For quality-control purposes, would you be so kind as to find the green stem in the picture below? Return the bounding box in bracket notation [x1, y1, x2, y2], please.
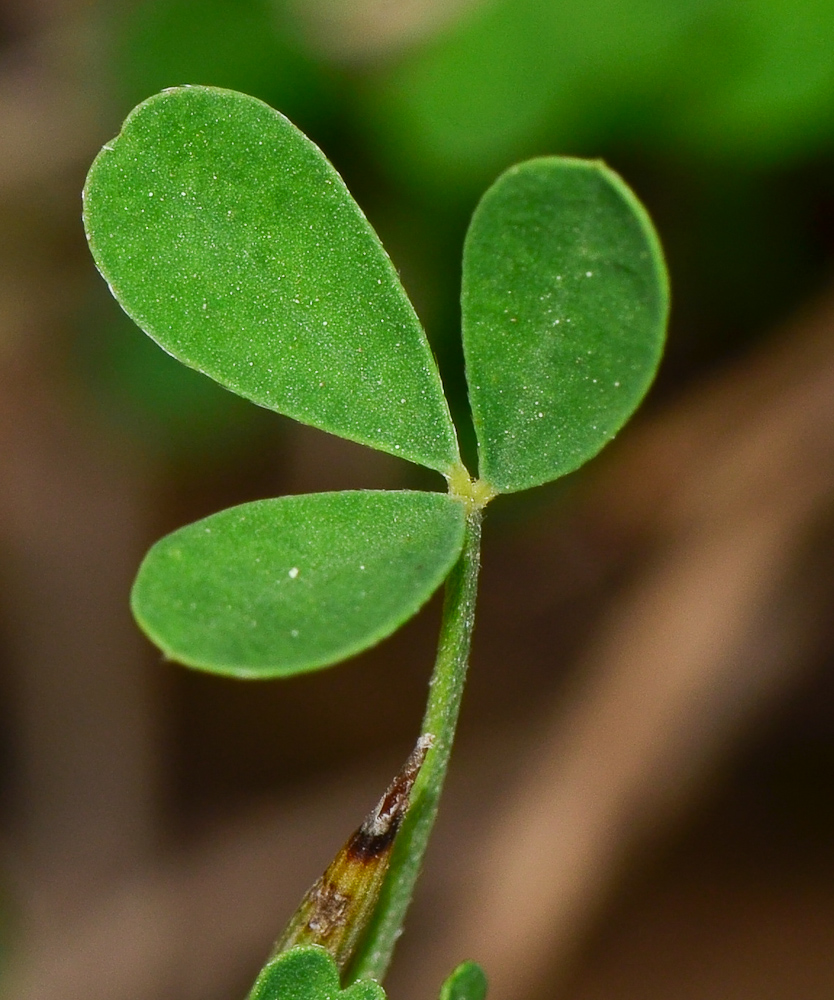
[347, 505, 483, 984]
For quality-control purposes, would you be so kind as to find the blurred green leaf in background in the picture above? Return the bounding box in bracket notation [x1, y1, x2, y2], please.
[110, 0, 334, 127]
[355, 0, 834, 195]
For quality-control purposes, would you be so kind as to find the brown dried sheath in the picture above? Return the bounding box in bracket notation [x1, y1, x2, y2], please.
[273, 734, 434, 973]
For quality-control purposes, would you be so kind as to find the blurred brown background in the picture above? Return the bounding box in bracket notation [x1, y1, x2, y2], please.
[1, 0, 834, 997]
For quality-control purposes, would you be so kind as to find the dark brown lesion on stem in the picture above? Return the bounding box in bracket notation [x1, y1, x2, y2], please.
[348, 733, 433, 860]
[273, 733, 434, 971]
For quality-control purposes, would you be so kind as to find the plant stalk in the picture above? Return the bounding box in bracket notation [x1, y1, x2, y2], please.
[347, 504, 483, 984]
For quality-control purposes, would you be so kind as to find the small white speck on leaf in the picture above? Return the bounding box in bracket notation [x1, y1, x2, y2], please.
[288, 567, 299, 579]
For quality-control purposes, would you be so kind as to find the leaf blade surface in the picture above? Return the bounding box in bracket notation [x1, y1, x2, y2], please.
[83, 86, 459, 474]
[249, 947, 385, 1000]
[439, 961, 488, 1000]
[131, 490, 466, 678]
[462, 157, 668, 493]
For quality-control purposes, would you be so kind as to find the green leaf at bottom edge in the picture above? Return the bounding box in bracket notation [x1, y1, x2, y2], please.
[131, 490, 466, 678]
[439, 961, 488, 1000]
[249, 947, 385, 1000]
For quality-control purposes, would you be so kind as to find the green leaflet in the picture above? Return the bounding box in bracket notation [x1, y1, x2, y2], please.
[83, 86, 460, 475]
[462, 157, 668, 493]
[248, 948, 385, 1000]
[438, 961, 488, 1000]
[247, 947, 486, 1000]
[131, 491, 466, 678]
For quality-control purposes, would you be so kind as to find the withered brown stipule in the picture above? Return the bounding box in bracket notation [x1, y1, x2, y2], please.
[273, 733, 434, 973]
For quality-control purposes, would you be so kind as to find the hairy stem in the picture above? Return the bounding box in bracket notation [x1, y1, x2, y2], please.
[346, 505, 483, 984]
